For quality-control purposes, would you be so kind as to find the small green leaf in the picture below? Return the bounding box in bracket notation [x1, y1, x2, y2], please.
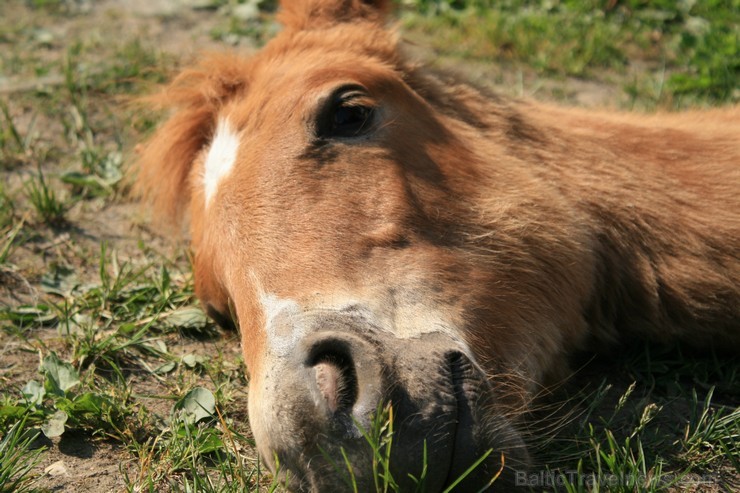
[164, 307, 208, 329]
[42, 352, 80, 396]
[0, 405, 27, 420]
[0, 304, 57, 325]
[174, 426, 225, 455]
[40, 265, 79, 297]
[41, 410, 67, 438]
[98, 152, 123, 183]
[181, 353, 206, 369]
[21, 380, 45, 406]
[69, 392, 110, 414]
[198, 430, 225, 454]
[154, 339, 168, 354]
[154, 361, 177, 374]
[60, 170, 109, 190]
[174, 387, 216, 424]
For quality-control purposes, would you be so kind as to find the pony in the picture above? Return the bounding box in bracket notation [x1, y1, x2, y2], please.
[135, 0, 740, 490]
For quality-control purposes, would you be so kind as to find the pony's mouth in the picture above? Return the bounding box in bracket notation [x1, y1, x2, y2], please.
[443, 351, 488, 489]
[441, 351, 522, 491]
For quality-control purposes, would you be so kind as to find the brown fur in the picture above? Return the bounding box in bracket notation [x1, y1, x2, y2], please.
[134, 0, 739, 487]
[135, 0, 740, 382]
[135, 1, 740, 382]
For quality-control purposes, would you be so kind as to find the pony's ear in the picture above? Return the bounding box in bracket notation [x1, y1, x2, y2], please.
[133, 53, 249, 226]
[277, 0, 393, 30]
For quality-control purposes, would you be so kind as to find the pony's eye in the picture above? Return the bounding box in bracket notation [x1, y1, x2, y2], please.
[332, 104, 372, 135]
[317, 87, 375, 139]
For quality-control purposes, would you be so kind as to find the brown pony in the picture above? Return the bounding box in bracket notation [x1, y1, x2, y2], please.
[135, 0, 740, 490]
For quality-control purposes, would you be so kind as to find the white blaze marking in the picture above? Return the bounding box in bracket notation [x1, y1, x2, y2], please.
[203, 119, 240, 206]
[258, 291, 468, 348]
[260, 293, 307, 358]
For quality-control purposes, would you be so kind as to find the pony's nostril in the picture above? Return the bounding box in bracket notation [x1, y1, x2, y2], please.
[311, 350, 358, 413]
[314, 360, 343, 413]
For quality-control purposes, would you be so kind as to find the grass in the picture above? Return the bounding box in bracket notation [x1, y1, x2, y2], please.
[527, 344, 740, 491]
[402, 0, 739, 108]
[0, 0, 737, 492]
[0, 99, 34, 170]
[0, 417, 45, 493]
[23, 167, 68, 226]
[321, 403, 502, 492]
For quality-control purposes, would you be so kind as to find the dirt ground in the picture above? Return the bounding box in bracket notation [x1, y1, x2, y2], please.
[1, 3, 245, 491]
